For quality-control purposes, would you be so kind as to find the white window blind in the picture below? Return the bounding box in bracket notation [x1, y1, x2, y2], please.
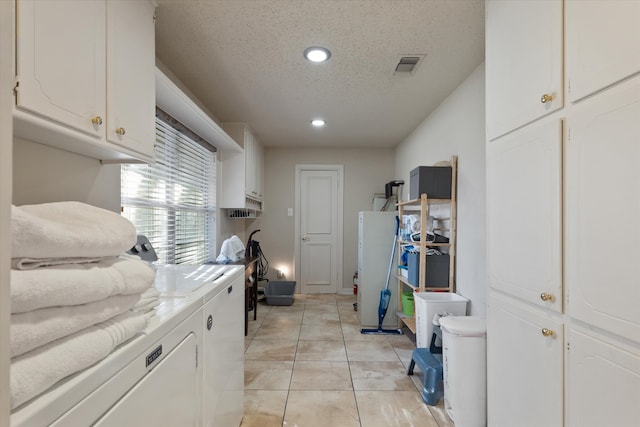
[121, 110, 216, 264]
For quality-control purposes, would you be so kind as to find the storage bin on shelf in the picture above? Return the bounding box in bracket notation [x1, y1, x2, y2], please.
[407, 251, 450, 288]
[414, 292, 468, 348]
[401, 291, 415, 316]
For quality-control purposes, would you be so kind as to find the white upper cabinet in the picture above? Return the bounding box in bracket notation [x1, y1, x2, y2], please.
[15, 0, 106, 137]
[220, 123, 264, 214]
[565, 83, 640, 343]
[486, 0, 563, 141]
[566, 0, 640, 102]
[487, 120, 563, 313]
[14, 0, 156, 162]
[105, 0, 156, 159]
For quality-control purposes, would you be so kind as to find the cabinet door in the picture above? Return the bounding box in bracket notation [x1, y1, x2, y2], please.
[488, 291, 563, 427]
[244, 128, 257, 199]
[565, 83, 640, 343]
[106, 0, 155, 159]
[94, 333, 199, 427]
[567, 327, 640, 427]
[255, 139, 264, 200]
[202, 275, 244, 427]
[487, 121, 562, 312]
[486, 0, 563, 140]
[15, 0, 106, 137]
[566, 0, 640, 102]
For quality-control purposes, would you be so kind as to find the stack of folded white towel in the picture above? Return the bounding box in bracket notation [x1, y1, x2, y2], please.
[9, 201, 160, 409]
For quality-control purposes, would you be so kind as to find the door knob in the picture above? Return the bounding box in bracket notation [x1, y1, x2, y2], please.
[541, 328, 554, 337]
[540, 293, 553, 302]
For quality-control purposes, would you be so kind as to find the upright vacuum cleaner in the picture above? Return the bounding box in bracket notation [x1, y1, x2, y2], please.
[361, 215, 403, 335]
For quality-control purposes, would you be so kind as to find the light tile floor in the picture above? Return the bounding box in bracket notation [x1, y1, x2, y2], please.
[241, 294, 454, 427]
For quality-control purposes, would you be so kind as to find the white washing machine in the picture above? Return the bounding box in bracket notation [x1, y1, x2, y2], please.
[11, 264, 244, 427]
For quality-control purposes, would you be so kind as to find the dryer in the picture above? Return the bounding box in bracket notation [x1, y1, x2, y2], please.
[11, 264, 244, 427]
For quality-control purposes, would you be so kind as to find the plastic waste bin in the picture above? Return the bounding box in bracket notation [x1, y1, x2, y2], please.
[439, 316, 487, 427]
[414, 292, 468, 348]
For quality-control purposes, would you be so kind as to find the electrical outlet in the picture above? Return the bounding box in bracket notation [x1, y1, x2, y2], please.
[287, 208, 293, 217]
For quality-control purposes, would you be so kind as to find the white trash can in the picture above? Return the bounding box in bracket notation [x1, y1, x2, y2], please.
[413, 292, 469, 348]
[440, 316, 487, 427]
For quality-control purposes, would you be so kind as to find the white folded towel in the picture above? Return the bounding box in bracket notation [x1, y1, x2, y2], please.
[11, 201, 136, 260]
[131, 288, 161, 314]
[10, 256, 155, 313]
[11, 293, 141, 358]
[10, 311, 148, 409]
[12, 256, 113, 270]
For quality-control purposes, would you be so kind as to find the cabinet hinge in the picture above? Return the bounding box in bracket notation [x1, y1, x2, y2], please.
[195, 345, 198, 368]
[567, 341, 570, 351]
[13, 78, 19, 97]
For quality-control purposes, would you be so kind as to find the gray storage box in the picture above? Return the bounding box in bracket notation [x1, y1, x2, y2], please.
[264, 281, 296, 306]
[409, 166, 452, 200]
[407, 252, 450, 288]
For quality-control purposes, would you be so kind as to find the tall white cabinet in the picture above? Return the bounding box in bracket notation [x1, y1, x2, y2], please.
[486, 1, 640, 426]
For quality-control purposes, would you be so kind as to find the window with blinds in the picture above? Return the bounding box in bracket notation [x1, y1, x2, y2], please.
[121, 109, 216, 264]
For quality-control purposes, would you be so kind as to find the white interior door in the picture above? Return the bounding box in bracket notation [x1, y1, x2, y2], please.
[296, 165, 343, 294]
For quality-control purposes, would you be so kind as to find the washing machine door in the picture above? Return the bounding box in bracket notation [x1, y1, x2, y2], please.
[94, 333, 199, 427]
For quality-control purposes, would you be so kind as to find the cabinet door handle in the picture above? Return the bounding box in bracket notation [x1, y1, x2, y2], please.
[91, 116, 103, 125]
[227, 285, 233, 294]
[540, 93, 553, 104]
[540, 292, 553, 302]
[115, 127, 126, 136]
[541, 328, 554, 337]
[301, 236, 309, 241]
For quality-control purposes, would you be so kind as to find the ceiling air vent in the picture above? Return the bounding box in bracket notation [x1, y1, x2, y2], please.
[393, 54, 425, 75]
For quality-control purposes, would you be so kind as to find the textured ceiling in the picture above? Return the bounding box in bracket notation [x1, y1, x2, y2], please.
[154, 0, 485, 148]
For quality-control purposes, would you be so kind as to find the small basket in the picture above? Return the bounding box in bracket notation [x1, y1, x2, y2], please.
[401, 291, 415, 316]
[264, 281, 296, 306]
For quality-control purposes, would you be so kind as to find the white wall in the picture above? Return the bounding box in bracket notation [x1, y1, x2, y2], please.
[253, 147, 395, 292]
[13, 138, 121, 211]
[395, 63, 486, 315]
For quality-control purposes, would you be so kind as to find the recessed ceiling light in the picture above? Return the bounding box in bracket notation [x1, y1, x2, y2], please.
[311, 119, 326, 127]
[304, 46, 331, 63]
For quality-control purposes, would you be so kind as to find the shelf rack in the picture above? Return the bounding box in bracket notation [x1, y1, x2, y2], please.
[397, 155, 457, 333]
